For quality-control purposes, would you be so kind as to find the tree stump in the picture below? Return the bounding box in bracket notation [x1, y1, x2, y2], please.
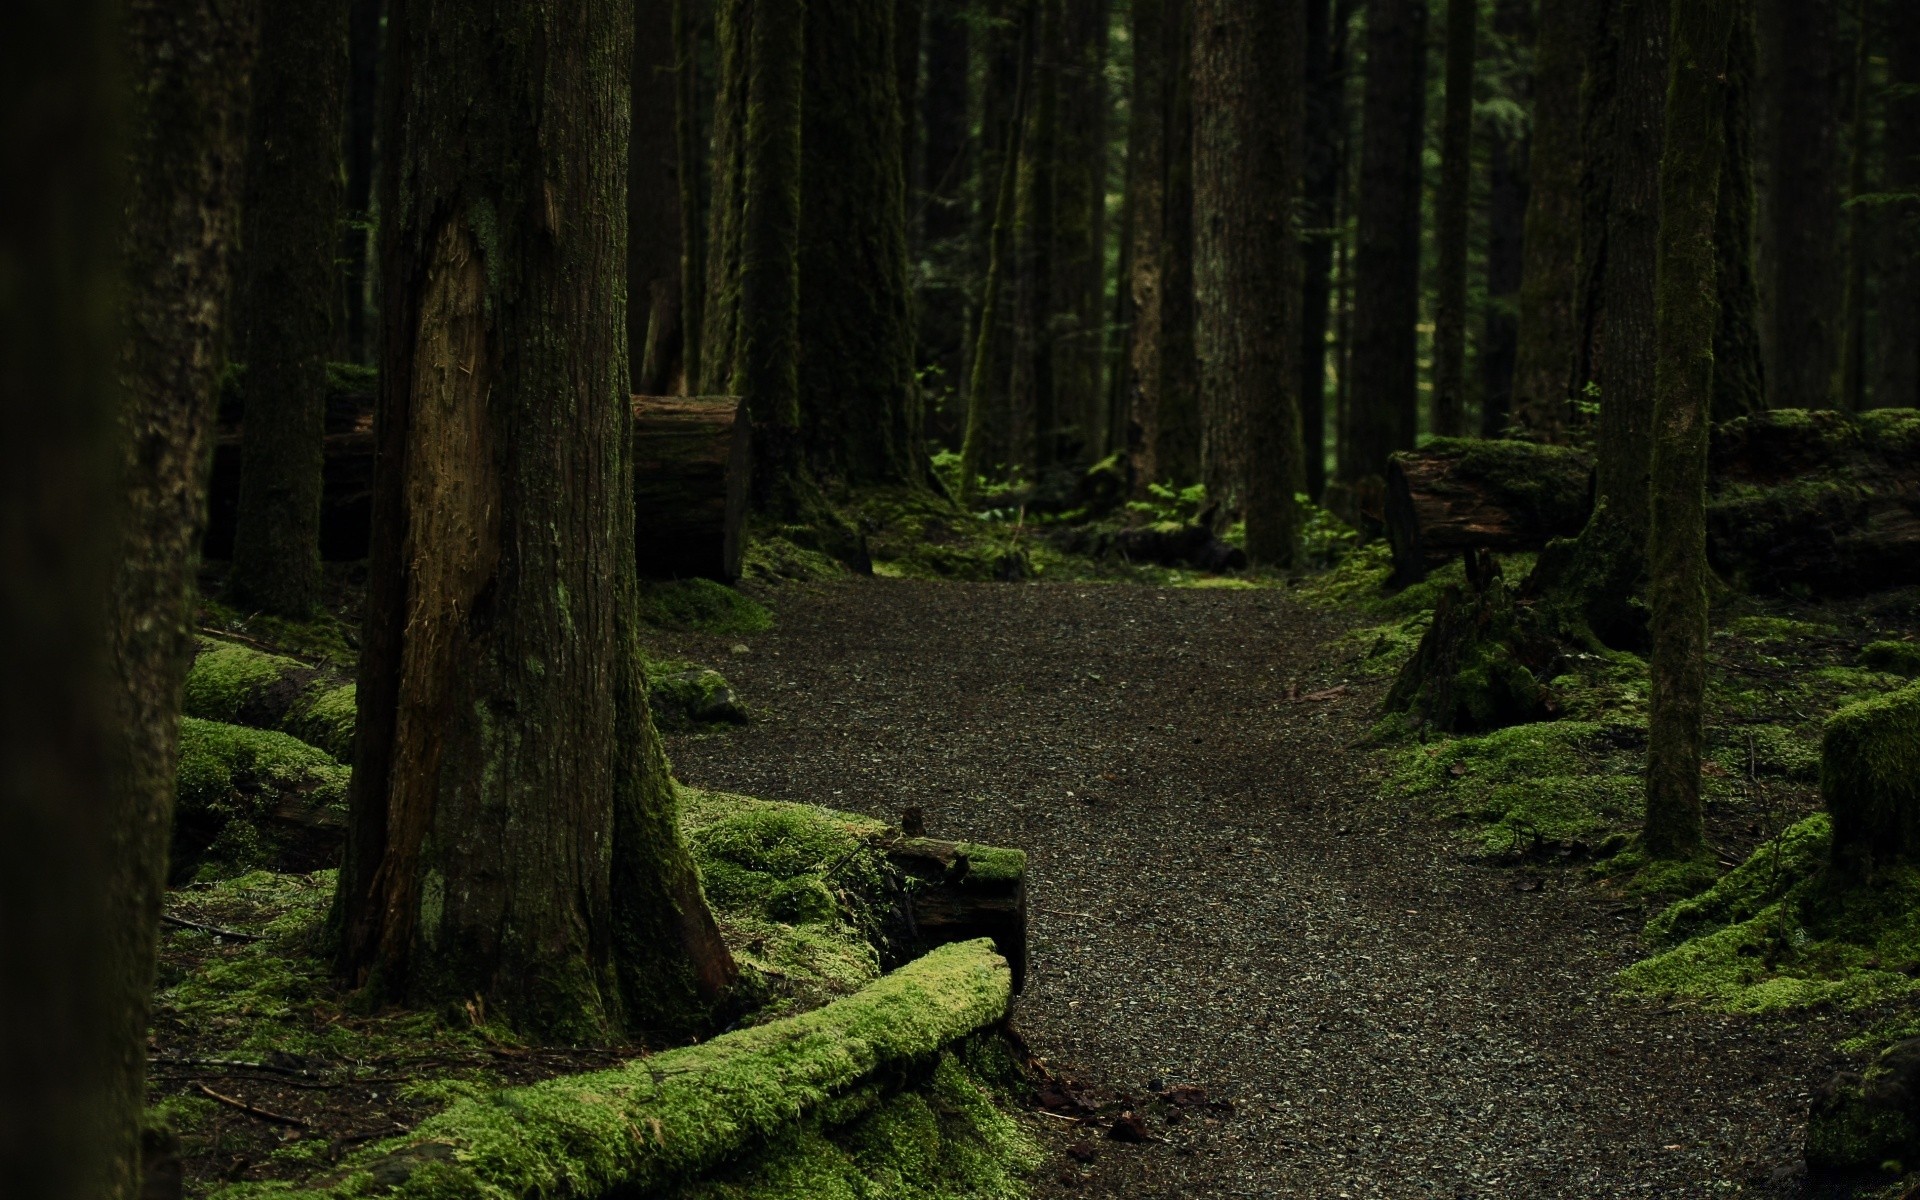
[1823, 681, 1920, 876]
[632, 395, 750, 583]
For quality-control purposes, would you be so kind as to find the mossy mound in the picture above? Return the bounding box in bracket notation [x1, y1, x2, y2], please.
[174, 719, 349, 880]
[1390, 721, 1642, 854]
[856, 488, 1049, 582]
[649, 661, 750, 731]
[1824, 682, 1920, 876]
[1808, 1038, 1920, 1177]
[1862, 640, 1920, 677]
[199, 596, 359, 669]
[184, 637, 357, 761]
[638, 578, 775, 636]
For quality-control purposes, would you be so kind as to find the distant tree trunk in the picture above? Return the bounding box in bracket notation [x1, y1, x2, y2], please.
[111, 0, 256, 1194]
[335, 0, 735, 1038]
[1124, 0, 1169, 491]
[1430, 0, 1476, 440]
[633, 0, 684, 395]
[1711, 0, 1764, 421]
[1157, 0, 1200, 485]
[920, 0, 971, 437]
[1480, 0, 1531, 438]
[1591, 0, 1666, 563]
[797, 0, 918, 484]
[1010, 0, 1060, 473]
[1573, 0, 1619, 409]
[1511, 0, 1590, 441]
[1837, 9, 1871, 413]
[1, 2, 124, 1195]
[1052, 0, 1110, 458]
[341, 0, 382, 364]
[230, 0, 349, 619]
[897, 0, 923, 207]
[1193, 0, 1306, 562]
[1340, 0, 1426, 484]
[700, 0, 747, 394]
[675, 0, 706, 394]
[1877, 0, 1920, 410]
[1301, 0, 1357, 498]
[1765, 0, 1840, 410]
[1646, 0, 1734, 860]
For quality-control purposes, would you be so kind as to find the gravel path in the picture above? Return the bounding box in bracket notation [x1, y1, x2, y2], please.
[665, 579, 1827, 1198]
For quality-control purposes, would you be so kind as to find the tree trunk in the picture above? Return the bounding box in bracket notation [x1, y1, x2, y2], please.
[230, 0, 349, 619]
[633, 0, 685, 396]
[1765, 0, 1841, 411]
[1052, 0, 1110, 459]
[675, 0, 706, 395]
[1123, 0, 1169, 493]
[1158, 0, 1200, 486]
[1193, 0, 1306, 564]
[1385, 440, 1596, 584]
[1, 0, 126, 1192]
[919, 0, 971, 442]
[1572, 0, 1619, 414]
[1340, 0, 1426, 484]
[1878, 0, 1920, 411]
[1646, 0, 1734, 861]
[341, 0, 382, 364]
[1301, 0, 1356, 498]
[112, 1, 256, 1195]
[1010, 0, 1060, 474]
[1429, 0, 1476, 441]
[335, 0, 735, 1039]
[1480, 0, 1531, 438]
[1510, 0, 1592, 441]
[1837, 9, 1870, 414]
[1711, 0, 1764, 422]
[797, 0, 918, 484]
[897, 0, 924, 210]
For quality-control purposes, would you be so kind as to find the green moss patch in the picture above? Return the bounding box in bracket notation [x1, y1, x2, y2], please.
[174, 719, 349, 880]
[1824, 682, 1920, 875]
[638, 578, 775, 636]
[1391, 721, 1642, 854]
[649, 661, 751, 731]
[185, 637, 357, 761]
[1862, 640, 1920, 677]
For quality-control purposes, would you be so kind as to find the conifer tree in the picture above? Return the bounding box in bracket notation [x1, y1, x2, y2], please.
[1430, 0, 1477, 440]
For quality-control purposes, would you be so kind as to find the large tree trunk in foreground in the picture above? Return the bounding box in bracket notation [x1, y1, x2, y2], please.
[0, 0, 125, 1193]
[1645, 0, 1734, 860]
[1340, 0, 1427, 484]
[336, 0, 734, 1040]
[1193, 0, 1306, 563]
[112, 0, 258, 1194]
[230, 0, 349, 619]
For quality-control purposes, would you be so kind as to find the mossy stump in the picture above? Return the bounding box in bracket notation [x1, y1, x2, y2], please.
[1384, 551, 1560, 734]
[1824, 682, 1920, 877]
[1809, 1038, 1920, 1177]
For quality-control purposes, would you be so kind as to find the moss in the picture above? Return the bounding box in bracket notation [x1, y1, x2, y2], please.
[199, 596, 359, 669]
[1391, 721, 1641, 853]
[1824, 682, 1920, 875]
[952, 845, 1026, 887]
[649, 661, 750, 731]
[1720, 614, 1841, 643]
[1862, 640, 1920, 677]
[219, 940, 1015, 1200]
[637, 578, 775, 636]
[175, 719, 349, 880]
[1646, 815, 1833, 945]
[1422, 437, 1594, 532]
[184, 637, 357, 761]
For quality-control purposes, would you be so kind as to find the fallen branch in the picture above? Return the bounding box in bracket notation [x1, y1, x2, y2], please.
[162, 914, 263, 942]
[195, 1083, 308, 1128]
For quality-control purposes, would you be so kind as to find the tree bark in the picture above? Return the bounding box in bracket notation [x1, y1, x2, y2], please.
[1646, 0, 1734, 861]
[1301, 0, 1356, 497]
[1052, 0, 1111, 458]
[341, 0, 382, 364]
[1429, 0, 1476, 441]
[1010, 0, 1061, 474]
[797, 0, 918, 484]
[675, 0, 706, 394]
[230, 0, 349, 619]
[0, 0, 125, 1193]
[631, 395, 751, 583]
[335, 0, 734, 1039]
[1193, 0, 1305, 563]
[1837, 8, 1870, 414]
[1159, 0, 1200, 486]
[1385, 440, 1596, 584]
[1711, 0, 1764, 422]
[1572, 0, 1619, 414]
[1878, 0, 1920, 410]
[1123, 0, 1169, 492]
[1480, 0, 1531, 438]
[919, 0, 971, 440]
[1510, 0, 1591, 441]
[112, 1, 257, 1194]
[1765, 0, 1841, 411]
[1340, 0, 1427, 484]
[633, 0, 685, 396]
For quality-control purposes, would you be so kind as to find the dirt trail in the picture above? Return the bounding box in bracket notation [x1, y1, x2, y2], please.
[666, 580, 1822, 1198]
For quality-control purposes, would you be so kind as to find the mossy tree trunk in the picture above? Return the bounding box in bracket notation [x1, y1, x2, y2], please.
[230, 0, 350, 619]
[1572, 0, 1618, 413]
[1764, 0, 1841, 410]
[1480, 0, 1531, 437]
[1877, 0, 1920, 411]
[1644, 0, 1734, 861]
[1510, 0, 1592, 442]
[335, 0, 735, 1039]
[1193, 0, 1305, 564]
[1429, 0, 1476, 441]
[674, 0, 706, 396]
[111, 0, 257, 1193]
[632, 0, 684, 396]
[1, 0, 125, 1192]
[1157, 0, 1200, 486]
[797, 0, 919, 485]
[1339, 0, 1427, 485]
[1300, 0, 1356, 497]
[1052, 0, 1110, 458]
[1711, 0, 1764, 422]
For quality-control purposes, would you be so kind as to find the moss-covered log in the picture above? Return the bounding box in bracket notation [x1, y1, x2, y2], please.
[633, 395, 751, 582]
[1823, 682, 1920, 877]
[880, 837, 1029, 992]
[1384, 439, 1595, 586]
[173, 717, 348, 881]
[184, 638, 356, 761]
[230, 940, 1013, 1200]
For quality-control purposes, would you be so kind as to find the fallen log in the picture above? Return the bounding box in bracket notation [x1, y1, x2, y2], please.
[878, 835, 1029, 993]
[1384, 438, 1594, 586]
[200, 394, 752, 582]
[632, 394, 750, 582]
[184, 637, 356, 761]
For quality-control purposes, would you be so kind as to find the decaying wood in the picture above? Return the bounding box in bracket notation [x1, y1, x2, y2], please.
[1385, 439, 1593, 586]
[878, 834, 1028, 992]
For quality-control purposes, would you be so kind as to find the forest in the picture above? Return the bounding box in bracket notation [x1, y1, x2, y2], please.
[8, 0, 1920, 1195]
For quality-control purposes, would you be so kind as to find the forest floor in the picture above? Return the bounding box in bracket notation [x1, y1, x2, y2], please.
[663, 577, 1832, 1199]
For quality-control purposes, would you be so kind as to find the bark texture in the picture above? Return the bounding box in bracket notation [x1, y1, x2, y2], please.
[919, 0, 971, 434]
[1480, 0, 1532, 437]
[1765, 0, 1841, 411]
[1010, 0, 1060, 473]
[1193, 0, 1305, 562]
[230, 0, 350, 618]
[632, 0, 684, 395]
[342, 0, 382, 362]
[1429, 0, 1476, 440]
[0, 1, 124, 1194]
[1053, 0, 1111, 455]
[112, 1, 257, 1195]
[336, 0, 734, 1039]
[1510, 0, 1591, 441]
[1301, 0, 1356, 495]
[1340, 0, 1427, 483]
[797, 0, 918, 484]
[1711, 0, 1764, 422]
[1123, 0, 1169, 491]
[1879, 0, 1920, 410]
[1646, 0, 1734, 860]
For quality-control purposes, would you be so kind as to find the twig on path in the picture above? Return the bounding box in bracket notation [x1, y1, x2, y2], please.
[1033, 906, 1108, 923]
[153, 1055, 314, 1078]
[195, 1083, 309, 1128]
[162, 914, 263, 942]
